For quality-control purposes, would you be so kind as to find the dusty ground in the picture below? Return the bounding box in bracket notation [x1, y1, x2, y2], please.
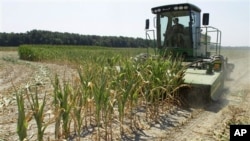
[0, 49, 250, 141]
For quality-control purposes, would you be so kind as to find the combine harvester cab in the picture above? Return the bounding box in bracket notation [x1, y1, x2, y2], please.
[146, 3, 234, 103]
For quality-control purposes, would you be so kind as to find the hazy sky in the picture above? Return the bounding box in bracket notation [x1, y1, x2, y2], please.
[1, 0, 249, 46]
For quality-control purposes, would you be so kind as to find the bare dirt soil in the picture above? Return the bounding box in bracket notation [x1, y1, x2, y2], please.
[0, 50, 250, 141]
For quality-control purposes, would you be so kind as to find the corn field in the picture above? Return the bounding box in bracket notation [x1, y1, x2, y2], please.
[15, 45, 187, 140]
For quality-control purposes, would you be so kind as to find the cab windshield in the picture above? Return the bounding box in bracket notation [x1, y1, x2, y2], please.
[159, 11, 192, 48]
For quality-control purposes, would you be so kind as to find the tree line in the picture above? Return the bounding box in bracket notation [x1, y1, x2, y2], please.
[0, 29, 152, 47]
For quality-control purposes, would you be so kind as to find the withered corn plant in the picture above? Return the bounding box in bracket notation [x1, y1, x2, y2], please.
[115, 60, 140, 131]
[52, 74, 76, 139]
[135, 55, 186, 121]
[164, 55, 187, 106]
[77, 66, 95, 128]
[26, 86, 47, 141]
[51, 74, 62, 139]
[15, 91, 28, 141]
[93, 68, 107, 140]
[100, 85, 115, 141]
[71, 85, 84, 138]
[62, 82, 74, 138]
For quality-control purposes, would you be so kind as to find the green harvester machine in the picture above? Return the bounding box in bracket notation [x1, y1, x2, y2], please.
[145, 3, 234, 102]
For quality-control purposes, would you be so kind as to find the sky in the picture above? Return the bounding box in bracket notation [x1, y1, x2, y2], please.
[0, 0, 249, 47]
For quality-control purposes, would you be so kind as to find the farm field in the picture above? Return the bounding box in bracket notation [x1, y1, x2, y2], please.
[0, 46, 250, 140]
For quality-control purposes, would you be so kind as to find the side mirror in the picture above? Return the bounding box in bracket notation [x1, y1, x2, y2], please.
[202, 13, 209, 25]
[145, 19, 150, 29]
